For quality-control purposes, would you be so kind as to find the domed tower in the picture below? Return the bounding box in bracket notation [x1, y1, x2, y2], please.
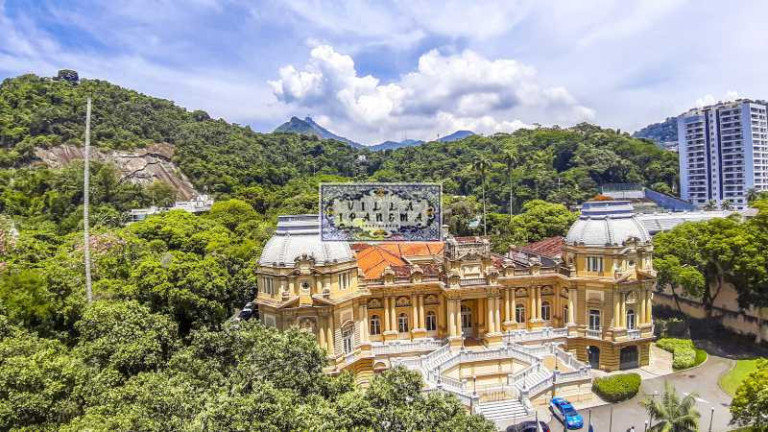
[563, 201, 656, 371]
[256, 215, 369, 363]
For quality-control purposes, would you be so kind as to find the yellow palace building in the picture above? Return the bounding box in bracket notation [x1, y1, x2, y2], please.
[254, 201, 655, 425]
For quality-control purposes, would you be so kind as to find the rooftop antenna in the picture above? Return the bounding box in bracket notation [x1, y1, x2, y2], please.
[83, 97, 93, 304]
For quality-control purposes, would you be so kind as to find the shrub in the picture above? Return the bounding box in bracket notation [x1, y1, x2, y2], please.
[694, 349, 708, 367]
[672, 347, 696, 369]
[592, 373, 642, 402]
[656, 338, 694, 352]
[656, 338, 701, 370]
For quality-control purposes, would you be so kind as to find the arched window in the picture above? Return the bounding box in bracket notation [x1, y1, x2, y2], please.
[563, 305, 569, 322]
[515, 304, 526, 323]
[426, 311, 437, 331]
[342, 324, 354, 354]
[370, 315, 381, 335]
[541, 301, 551, 321]
[398, 313, 409, 333]
[626, 309, 636, 330]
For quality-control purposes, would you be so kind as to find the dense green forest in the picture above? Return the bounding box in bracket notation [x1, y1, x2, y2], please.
[2, 73, 678, 211]
[0, 72, 682, 430]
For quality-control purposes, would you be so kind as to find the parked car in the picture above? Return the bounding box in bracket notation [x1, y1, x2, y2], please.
[549, 397, 584, 429]
[238, 302, 255, 321]
[506, 421, 551, 432]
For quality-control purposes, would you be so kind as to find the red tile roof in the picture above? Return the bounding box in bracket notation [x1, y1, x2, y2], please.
[354, 242, 444, 280]
[516, 236, 564, 258]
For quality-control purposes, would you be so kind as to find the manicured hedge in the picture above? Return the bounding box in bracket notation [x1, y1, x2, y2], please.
[592, 373, 642, 402]
[656, 338, 694, 352]
[656, 338, 705, 370]
[694, 348, 708, 367]
[672, 347, 696, 369]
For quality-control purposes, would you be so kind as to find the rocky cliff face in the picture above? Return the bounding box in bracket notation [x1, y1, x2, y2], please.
[33, 143, 198, 200]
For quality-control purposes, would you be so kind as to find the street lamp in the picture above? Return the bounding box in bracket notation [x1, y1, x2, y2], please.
[644, 420, 648, 432]
[708, 407, 714, 432]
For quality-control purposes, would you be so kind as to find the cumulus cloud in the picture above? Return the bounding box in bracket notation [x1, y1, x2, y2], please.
[695, 90, 740, 108]
[269, 45, 594, 144]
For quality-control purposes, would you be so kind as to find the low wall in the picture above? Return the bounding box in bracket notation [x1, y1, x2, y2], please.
[655, 291, 768, 342]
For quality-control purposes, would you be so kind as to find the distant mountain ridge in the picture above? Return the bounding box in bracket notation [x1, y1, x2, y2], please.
[274, 116, 475, 150]
[369, 139, 424, 151]
[438, 130, 474, 142]
[274, 116, 364, 148]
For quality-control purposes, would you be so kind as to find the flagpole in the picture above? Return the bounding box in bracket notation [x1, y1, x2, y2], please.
[83, 97, 93, 304]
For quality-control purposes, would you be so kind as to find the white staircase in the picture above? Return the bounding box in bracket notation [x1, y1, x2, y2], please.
[477, 399, 529, 429]
[516, 365, 551, 391]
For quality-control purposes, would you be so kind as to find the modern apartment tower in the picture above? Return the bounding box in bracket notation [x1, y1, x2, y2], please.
[678, 99, 768, 209]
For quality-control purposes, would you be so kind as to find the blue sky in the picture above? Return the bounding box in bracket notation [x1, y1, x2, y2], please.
[2, 0, 768, 145]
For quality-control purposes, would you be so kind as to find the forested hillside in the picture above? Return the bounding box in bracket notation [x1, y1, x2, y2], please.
[0, 73, 678, 230]
[633, 117, 678, 144]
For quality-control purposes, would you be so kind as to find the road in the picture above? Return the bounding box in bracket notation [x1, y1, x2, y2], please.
[544, 354, 734, 432]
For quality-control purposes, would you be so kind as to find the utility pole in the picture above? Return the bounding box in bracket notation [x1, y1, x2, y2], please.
[608, 405, 613, 432]
[83, 97, 93, 304]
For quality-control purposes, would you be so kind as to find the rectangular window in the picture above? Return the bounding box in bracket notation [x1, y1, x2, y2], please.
[261, 277, 274, 295]
[370, 316, 381, 335]
[338, 272, 350, 290]
[589, 309, 601, 330]
[426, 312, 437, 331]
[586, 256, 604, 273]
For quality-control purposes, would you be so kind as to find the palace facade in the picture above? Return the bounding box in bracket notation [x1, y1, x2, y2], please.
[254, 201, 656, 424]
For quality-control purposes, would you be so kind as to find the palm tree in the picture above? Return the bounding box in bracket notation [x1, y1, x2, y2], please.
[642, 381, 700, 432]
[502, 150, 520, 214]
[472, 157, 489, 236]
[501, 150, 519, 181]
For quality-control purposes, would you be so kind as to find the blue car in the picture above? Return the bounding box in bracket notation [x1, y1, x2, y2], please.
[549, 397, 584, 429]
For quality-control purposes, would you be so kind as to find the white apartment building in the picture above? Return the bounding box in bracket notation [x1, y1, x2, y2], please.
[678, 99, 768, 209]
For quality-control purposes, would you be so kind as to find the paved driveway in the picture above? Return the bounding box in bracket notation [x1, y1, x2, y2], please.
[543, 354, 734, 432]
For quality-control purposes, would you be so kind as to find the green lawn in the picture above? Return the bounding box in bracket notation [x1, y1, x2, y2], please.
[719, 358, 765, 397]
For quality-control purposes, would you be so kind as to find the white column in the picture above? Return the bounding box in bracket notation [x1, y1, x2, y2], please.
[383, 297, 391, 332]
[359, 304, 368, 343]
[511, 288, 517, 323]
[390, 296, 397, 331]
[326, 315, 335, 356]
[455, 300, 462, 337]
[448, 299, 456, 337]
[494, 295, 501, 332]
[504, 289, 511, 323]
[487, 296, 495, 333]
[418, 295, 426, 329]
[568, 289, 575, 325]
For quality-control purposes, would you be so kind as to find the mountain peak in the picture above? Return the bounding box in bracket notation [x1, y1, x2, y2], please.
[438, 130, 475, 142]
[274, 116, 363, 148]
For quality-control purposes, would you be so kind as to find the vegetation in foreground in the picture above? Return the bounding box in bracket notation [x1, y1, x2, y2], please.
[654, 199, 768, 324]
[720, 358, 767, 397]
[642, 381, 700, 432]
[729, 359, 768, 431]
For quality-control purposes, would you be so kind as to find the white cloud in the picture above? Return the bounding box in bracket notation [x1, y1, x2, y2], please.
[270, 45, 594, 143]
[695, 90, 740, 108]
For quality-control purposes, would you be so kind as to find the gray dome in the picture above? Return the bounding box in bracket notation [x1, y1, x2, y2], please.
[258, 215, 355, 267]
[565, 201, 651, 247]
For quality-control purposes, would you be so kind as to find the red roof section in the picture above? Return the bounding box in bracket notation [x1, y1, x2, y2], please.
[354, 242, 444, 280]
[517, 236, 564, 258]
